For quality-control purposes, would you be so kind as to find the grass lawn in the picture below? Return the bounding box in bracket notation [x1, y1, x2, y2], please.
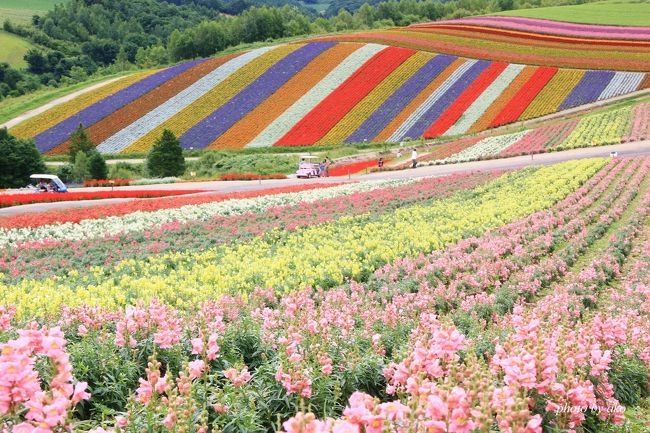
[494, 0, 650, 26]
[0, 72, 134, 126]
[0, 31, 34, 67]
[0, 0, 63, 23]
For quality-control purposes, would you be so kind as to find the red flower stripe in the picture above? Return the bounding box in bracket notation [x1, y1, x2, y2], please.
[0, 190, 203, 208]
[0, 183, 343, 229]
[423, 61, 508, 138]
[416, 25, 650, 48]
[489, 66, 557, 128]
[218, 173, 288, 181]
[275, 46, 415, 146]
[328, 159, 391, 176]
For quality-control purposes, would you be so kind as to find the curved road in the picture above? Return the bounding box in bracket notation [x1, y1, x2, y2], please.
[2, 140, 649, 216]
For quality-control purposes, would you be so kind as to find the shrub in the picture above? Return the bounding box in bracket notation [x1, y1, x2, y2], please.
[88, 151, 108, 180]
[68, 123, 95, 163]
[0, 127, 46, 188]
[146, 129, 185, 178]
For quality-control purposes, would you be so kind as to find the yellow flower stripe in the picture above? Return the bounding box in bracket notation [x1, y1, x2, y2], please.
[557, 106, 632, 150]
[317, 52, 432, 145]
[1, 159, 604, 319]
[9, 71, 157, 139]
[519, 69, 585, 120]
[123, 45, 301, 153]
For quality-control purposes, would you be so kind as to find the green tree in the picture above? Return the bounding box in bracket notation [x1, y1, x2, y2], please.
[146, 129, 185, 178]
[88, 151, 108, 180]
[68, 124, 95, 163]
[0, 128, 47, 188]
[72, 151, 90, 182]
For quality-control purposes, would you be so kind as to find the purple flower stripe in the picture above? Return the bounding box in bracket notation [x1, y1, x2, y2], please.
[558, 70, 615, 111]
[34, 59, 205, 152]
[405, 60, 490, 139]
[180, 42, 335, 149]
[346, 54, 456, 143]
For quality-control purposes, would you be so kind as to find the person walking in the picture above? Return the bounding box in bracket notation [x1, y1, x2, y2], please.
[378, 158, 384, 171]
[411, 148, 418, 169]
[325, 157, 331, 177]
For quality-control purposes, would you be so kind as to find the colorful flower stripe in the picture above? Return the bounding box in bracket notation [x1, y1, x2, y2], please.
[275, 46, 414, 146]
[95, 52, 248, 153]
[489, 66, 557, 128]
[210, 44, 359, 149]
[115, 48, 277, 154]
[247, 43, 384, 148]
[328, 159, 387, 176]
[0, 180, 411, 248]
[323, 30, 650, 71]
[443, 63, 524, 137]
[467, 65, 536, 133]
[558, 70, 615, 111]
[598, 71, 645, 100]
[346, 54, 455, 143]
[624, 102, 650, 142]
[10, 71, 154, 140]
[557, 105, 633, 150]
[49, 57, 229, 155]
[387, 59, 475, 142]
[416, 24, 650, 47]
[499, 119, 578, 156]
[402, 60, 490, 140]
[34, 60, 204, 153]
[0, 190, 203, 208]
[519, 69, 584, 120]
[373, 56, 461, 143]
[0, 183, 343, 231]
[424, 61, 509, 138]
[425, 16, 650, 41]
[317, 52, 430, 145]
[131, 46, 296, 152]
[416, 136, 482, 163]
[438, 131, 528, 163]
[180, 42, 335, 150]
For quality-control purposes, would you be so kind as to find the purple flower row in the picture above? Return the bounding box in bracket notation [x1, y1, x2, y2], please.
[35, 59, 205, 152]
[404, 60, 490, 139]
[558, 70, 615, 111]
[346, 54, 456, 143]
[179, 42, 335, 149]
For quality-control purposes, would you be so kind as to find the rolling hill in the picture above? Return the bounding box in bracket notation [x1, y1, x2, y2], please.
[0, 0, 62, 24]
[9, 17, 650, 154]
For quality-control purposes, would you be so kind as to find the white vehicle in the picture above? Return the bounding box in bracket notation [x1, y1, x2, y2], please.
[296, 155, 321, 179]
[29, 174, 68, 193]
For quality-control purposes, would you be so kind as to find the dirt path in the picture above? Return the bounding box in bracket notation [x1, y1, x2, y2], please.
[2, 140, 649, 217]
[0, 76, 130, 129]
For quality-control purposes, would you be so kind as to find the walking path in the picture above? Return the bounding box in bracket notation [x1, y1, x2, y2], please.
[2, 140, 649, 216]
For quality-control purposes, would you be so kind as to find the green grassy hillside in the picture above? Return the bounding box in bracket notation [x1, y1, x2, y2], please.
[0, 0, 62, 24]
[494, 0, 650, 26]
[0, 30, 34, 67]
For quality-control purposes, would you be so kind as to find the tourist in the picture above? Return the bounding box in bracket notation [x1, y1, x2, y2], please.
[411, 148, 418, 168]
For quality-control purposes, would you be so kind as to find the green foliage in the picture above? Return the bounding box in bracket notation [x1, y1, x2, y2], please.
[187, 151, 297, 178]
[88, 150, 108, 180]
[146, 129, 185, 178]
[56, 163, 73, 183]
[72, 150, 90, 182]
[68, 123, 95, 163]
[0, 127, 46, 188]
[608, 351, 650, 407]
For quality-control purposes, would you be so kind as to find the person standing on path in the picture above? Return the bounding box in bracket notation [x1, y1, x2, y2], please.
[411, 148, 418, 169]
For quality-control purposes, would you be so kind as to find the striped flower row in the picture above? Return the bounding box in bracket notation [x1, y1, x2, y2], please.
[0, 178, 414, 248]
[11, 42, 649, 154]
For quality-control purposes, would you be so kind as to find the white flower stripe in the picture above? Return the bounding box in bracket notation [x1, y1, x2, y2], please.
[439, 131, 529, 163]
[597, 72, 644, 101]
[388, 60, 476, 142]
[97, 47, 274, 153]
[444, 64, 526, 137]
[0, 179, 414, 248]
[245, 44, 386, 148]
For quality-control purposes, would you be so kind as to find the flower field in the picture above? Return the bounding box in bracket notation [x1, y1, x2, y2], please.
[3, 156, 650, 433]
[10, 24, 650, 153]
[399, 100, 650, 166]
[0, 190, 203, 208]
[324, 16, 650, 71]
